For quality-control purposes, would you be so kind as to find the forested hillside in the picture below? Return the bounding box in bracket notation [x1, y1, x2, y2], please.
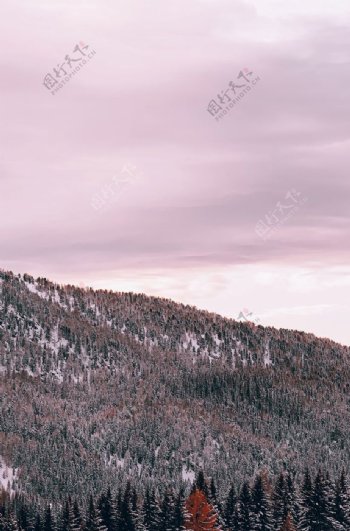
[0, 270, 350, 510]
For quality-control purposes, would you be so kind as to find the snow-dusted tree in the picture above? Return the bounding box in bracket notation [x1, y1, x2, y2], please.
[237, 481, 253, 531]
[0, 511, 19, 531]
[223, 484, 237, 529]
[251, 474, 273, 531]
[85, 495, 108, 531]
[98, 488, 117, 531]
[60, 499, 81, 531]
[43, 506, 55, 531]
[299, 469, 313, 531]
[334, 470, 350, 529]
[272, 473, 286, 529]
[279, 512, 296, 531]
[141, 488, 159, 531]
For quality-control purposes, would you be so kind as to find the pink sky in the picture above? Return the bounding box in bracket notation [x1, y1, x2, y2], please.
[1, 0, 350, 345]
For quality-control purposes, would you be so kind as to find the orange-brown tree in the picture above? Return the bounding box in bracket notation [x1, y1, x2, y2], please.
[185, 488, 219, 530]
[280, 512, 297, 531]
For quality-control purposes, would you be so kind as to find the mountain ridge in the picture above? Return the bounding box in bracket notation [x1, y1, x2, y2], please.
[0, 269, 349, 505]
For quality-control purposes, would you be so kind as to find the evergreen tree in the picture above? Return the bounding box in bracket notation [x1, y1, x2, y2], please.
[43, 507, 54, 531]
[85, 495, 107, 531]
[224, 484, 237, 529]
[285, 473, 299, 526]
[73, 501, 83, 531]
[237, 482, 252, 531]
[334, 470, 350, 529]
[299, 469, 313, 531]
[251, 474, 273, 531]
[158, 491, 172, 531]
[173, 489, 185, 531]
[98, 489, 117, 531]
[118, 483, 135, 531]
[34, 514, 42, 531]
[273, 473, 286, 529]
[60, 498, 81, 531]
[195, 472, 209, 498]
[17, 505, 29, 531]
[142, 489, 159, 531]
[208, 478, 224, 530]
[1, 511, 19, 531]
[280, 513, 296, 531]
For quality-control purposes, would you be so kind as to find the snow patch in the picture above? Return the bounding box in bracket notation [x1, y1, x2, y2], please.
[181, 466, 195, 484]
[0, 457, 18, 497]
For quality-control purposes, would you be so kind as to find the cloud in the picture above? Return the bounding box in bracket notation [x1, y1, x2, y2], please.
[0, 0, 349, 343]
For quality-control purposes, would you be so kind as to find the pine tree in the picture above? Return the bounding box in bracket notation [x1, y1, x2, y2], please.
[280, 513, 296, 531]
[2, 511, 19, 531]
[118, 483, 135, 531]
[237, 482, 253, 531]
[158, 491, 172, 531]
[208, 478, 224, 530]
[224, 484, 237, 529]
[85, 495, 108, 531]
[251, 474, 273, 531]
[98, 489, 117, 531]
[334, 470, 350, 529]
[184, 488, 218, 531]
[272, 473, 286, 529]
[285, 473, 299, 527]
[43, 506, 54, 531]
[195, 472, 209, 498]
[17, 504, 29, 531]
[34, 514, 42, 531]
[173, 489, 185, 531]
[141, 489, 159, 531]
[60, 498, 81, 531]
[311, 470, 338, 530]
[299, 469, 313, 531]
[73, 500, 83, 531]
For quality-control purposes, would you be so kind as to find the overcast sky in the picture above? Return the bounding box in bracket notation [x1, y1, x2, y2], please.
[1, 0, 350, 345]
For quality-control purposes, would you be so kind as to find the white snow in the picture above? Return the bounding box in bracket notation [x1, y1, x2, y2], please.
[0, 456, 18, 497]
[25, 282, 49, 300]
[264, 341, 272, 366]
[181, 465, 195, 483]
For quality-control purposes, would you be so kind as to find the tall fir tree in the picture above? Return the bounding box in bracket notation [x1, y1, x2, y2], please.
[173, 488, 185, 531]
[299, 469, 313, 531]
[34, 514, 42, 531]
[280, 513, 296, 531]
[195, 472, 209, 498]
[60, 498, 81, 531]
[237, 481, 253, 531]
[85, 495, 108, 531]
[223, 484, 237, 529]
[98, 489, 117, 531]
[118, 483, 135, 531]
[43, 506, 54, 531]
[334, 470, 350, 529]
[273, 473, 286, 529]
[141, 489, 159, 531]
[251, 474, 273, 531]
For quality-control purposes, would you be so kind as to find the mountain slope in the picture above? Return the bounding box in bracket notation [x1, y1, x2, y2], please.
[0, 270, 349, 505]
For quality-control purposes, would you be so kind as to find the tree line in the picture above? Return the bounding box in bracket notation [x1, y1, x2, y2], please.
[1, 469, 350, 530]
